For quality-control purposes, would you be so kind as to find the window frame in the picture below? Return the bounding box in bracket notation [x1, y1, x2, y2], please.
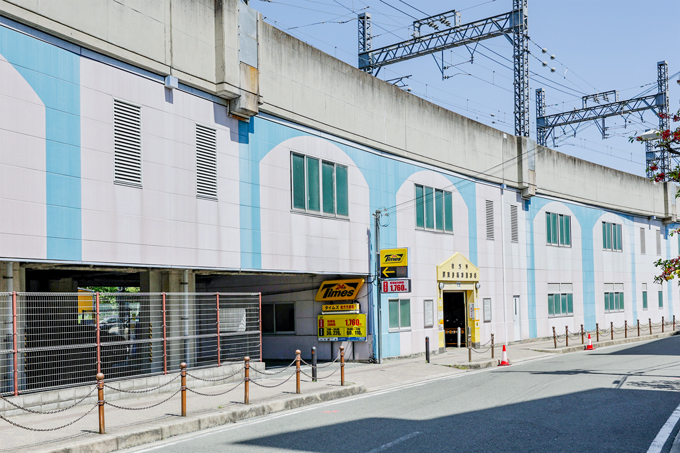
[424, 299, 434, 328]
[483, 298, 492, 323]
[290, 152, 349, 219]
[602, 221, 623, 252]
[414, 183, 454, 233]
[261, 302, 296, 335]
[658, 290, 663, 308]
[388, 298, 411, 332]
[545, 212, 571, 247]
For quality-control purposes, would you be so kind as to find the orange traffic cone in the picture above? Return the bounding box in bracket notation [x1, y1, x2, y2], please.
[585, 333, 594, 350]
[498, 345, 510, 366]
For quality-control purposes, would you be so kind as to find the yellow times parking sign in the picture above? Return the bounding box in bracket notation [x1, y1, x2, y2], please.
[317, 314, 367, 342]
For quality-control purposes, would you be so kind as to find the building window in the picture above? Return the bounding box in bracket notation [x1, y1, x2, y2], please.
[642, 283, 648, 310]
[113, 99, 142, 187]
[261, 303, 295, 334]
[548, 283, 573, 317]
[602, 222, 622, 251]
[658, 290, 663, 308]
[640, 227, 646, 255]
[604, 283, 624, 313]
[510, 204, 519, 243]
[424, 299, 434, 328]
[656, 229, 662, 255]
[291, 153, 348, 217]
[415, 184, 453, 232]
[546, 212, 571, 246]
[388, 299, 411, 331]
[486, 200, 494, 240]
[483, 298, 492, 322]
[196, 124, 217, 200]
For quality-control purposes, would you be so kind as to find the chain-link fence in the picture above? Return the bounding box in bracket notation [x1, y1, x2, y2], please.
[1, 292, 261, 395]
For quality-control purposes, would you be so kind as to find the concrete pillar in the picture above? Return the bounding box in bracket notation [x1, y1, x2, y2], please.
[140, 270, 162, 374]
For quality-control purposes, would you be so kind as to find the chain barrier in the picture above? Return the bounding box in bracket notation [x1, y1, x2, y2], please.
[249, 371, 296, 388]
[186, 380, 244, 397]
[300, 354, 341, 369]
[301, 365, 341, 381]
[249, 360, 296, 376]
[0, 403, 98, 432]
[105, 389, 181, 411]
[186, 367, 245, 382]
[104, 373, 181, 394]
[0, 385, 98, 415]
[471, 346, 492, 354]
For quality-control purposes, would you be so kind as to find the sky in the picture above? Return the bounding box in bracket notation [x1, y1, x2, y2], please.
[250, 0, 680, 177]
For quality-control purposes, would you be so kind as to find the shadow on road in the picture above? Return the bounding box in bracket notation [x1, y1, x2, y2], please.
[598, 335, 680, 356]
[234, 388, 680, 453]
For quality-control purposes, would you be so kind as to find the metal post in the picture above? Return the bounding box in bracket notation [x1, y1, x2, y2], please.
[552, 326, 556, 349]
[649, 318, 652, 335]
[216, 294, 221, 367]
[295, 350, 301, 394]
[97, 373, 105, 434]
[340, 346, 345, 386]
[374, 210, 382, 364]
[468, 334, 472, 362]
[244, 356, 250, 405]
[180, 362, 187, 417]
[662, 316, 665, 333]
[12, 292, 17, 397]
[311, 347, 317, 382]
[581, 324, 584, 344]
[565, 326, 568, 347]
[425, 337, 430, 363]
[457, 327, 461, 348]
[596, 323, 599, 342]
[610, 321, 614, 340]
[258, 293, 263, 361]
[638, 319, 640, 337]
[674, 315, 676, 331]
[162, 293, 167, 375]
[95, 293, 101, 376]
[625, 320, 628, 338]
[491, 334, 495, 359]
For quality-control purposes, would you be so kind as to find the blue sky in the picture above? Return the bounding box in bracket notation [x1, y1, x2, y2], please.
[251, 0, 680, 177]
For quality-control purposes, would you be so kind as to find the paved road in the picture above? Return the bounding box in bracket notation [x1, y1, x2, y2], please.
[126, 337, 680, 453]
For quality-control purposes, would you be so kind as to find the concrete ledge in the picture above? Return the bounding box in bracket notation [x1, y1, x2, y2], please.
[532, 331, 678, 354]
[40, 384, 366, 453]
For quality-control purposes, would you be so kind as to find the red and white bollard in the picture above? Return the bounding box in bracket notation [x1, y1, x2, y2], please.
[498, 345, 510, 366]
[585, 334, 594, 350]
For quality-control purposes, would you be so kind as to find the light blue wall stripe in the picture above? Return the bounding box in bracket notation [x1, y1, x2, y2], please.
[0, 26, 81, 261]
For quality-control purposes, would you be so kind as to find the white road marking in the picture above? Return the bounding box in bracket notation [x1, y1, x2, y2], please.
[365, 431, 421, 453]
[647, 403, 680, 453]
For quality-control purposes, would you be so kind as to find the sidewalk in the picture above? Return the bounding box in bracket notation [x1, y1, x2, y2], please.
[1, 325, 676, 453]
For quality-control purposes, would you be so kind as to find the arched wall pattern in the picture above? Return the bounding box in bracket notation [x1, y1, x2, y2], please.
[239, 116, 478, 359]
[526, 196, 638, 336]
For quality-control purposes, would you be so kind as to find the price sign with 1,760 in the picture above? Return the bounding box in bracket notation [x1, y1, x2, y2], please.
[382, 279, 411, 293]
[318, 314, 367, 342]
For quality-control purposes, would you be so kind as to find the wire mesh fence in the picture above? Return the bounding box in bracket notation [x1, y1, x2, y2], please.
[1, 292, 260, 395]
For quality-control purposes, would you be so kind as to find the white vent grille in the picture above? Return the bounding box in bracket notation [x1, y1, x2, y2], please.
[640, 227, 646, 255]
[656, 229, 661, 255]
[510, 204, 519, 243]
[196, 124, 217, 199]
[486, 200, 494, 240]
[113, 100, 142, 186]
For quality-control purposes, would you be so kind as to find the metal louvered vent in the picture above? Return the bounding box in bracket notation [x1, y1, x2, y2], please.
[196, 124, 217, 200]
[640, 227, 646, 255]
[113, 100, 142, 186]
[656, 229, 661, 255]
[486, 200, 494, 240]
[510, 204, 519, 243]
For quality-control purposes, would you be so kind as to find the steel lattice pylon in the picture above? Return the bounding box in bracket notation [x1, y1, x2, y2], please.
[358, 2, 530, 137]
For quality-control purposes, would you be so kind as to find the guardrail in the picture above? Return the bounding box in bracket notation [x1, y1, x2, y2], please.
[0, 347, 347, 434]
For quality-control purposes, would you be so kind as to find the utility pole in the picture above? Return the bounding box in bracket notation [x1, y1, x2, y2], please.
[373, 209, 382, 364]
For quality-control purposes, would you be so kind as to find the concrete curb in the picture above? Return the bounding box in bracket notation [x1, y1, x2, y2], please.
[39, 384, 366, 453]
[532, 331, 678, 354]
[449, 359, 496, 370]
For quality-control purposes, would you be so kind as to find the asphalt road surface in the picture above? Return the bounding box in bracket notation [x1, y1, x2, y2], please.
[126, 337, 680, 453]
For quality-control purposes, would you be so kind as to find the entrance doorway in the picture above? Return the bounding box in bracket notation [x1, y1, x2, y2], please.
[443, 292, 466, 347]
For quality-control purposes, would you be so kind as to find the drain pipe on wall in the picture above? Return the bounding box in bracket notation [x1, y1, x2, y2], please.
[500, 185, 508, 346]
[182, 270, 190, 366]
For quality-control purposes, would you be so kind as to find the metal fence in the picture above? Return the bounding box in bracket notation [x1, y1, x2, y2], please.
[0, 292, 261, 396]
